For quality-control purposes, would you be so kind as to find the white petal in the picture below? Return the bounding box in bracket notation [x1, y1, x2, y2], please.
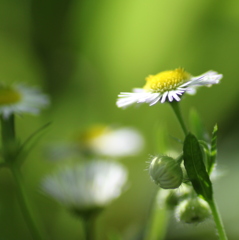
[116, 92, 141, 108]
[184, 71, 222, 87]
[170, 91, 181, 101]
[117, 90, 162, 108]
[145, 93, 161, 105]
[168, 92, 174, 102]
[161, 92, 168, 103]
[132, 88, 145, 93]
[185, 87, 197, 95]
[149, 95, 161, 106]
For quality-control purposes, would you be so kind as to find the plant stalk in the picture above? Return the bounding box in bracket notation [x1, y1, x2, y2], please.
[169, 101, 188, 136]
[83, 215, 96, 240]
[10, 166, 44, 240]
[208, 199, 228, 240]
[1, 114, 44, 240]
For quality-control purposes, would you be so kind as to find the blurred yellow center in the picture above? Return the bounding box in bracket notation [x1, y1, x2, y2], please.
[0, 87, 21, 105]
[78, 125, 109, 143]
[143, 68, 191, 92]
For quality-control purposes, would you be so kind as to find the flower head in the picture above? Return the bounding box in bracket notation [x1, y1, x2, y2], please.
[46, 125, 144, 162]
[41, 161, 128, 213]
[76, 125, 144, 157]
[117, 68, 222, 108]
[0, 83, 49, 118]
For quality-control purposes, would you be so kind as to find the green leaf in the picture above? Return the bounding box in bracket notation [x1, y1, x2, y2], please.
[198, 140, 210, 171]
[15, 122, 51, 166]
[189, 109, 209, 141]
[183, 133, 213, 201]
[208, 124, 218, 174]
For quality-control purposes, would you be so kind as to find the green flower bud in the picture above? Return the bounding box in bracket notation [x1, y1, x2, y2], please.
[175, 197, 211, 224]
[149, 156, 183, 189]
[162, 190, 180, 210]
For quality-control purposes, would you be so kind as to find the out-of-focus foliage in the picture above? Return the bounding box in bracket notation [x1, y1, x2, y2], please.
[1, 0, 239, 239]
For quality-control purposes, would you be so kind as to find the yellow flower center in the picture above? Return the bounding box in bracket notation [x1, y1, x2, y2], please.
[77, 125, 110, 143]
[0, 87, 21, 105]
[143, 68, 191, 92]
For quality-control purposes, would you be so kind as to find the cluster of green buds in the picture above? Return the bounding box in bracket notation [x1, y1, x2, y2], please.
[148, 145, 213, 225]
[157, 183, 211, 224]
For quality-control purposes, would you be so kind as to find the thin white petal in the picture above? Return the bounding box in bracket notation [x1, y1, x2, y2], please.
[161, 92, 168, 103]
[168, 92, 174, 102]
[185, 87, 197, 95]
[183, 71, 222, 87]
[145, 93, 160, 103]
[149, 94, 161, 106]
[132, 88, 145, 93]
[117, 90, 160, 108]
[171, 91, 181, 101]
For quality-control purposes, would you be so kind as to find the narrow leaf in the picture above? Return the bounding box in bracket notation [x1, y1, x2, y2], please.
[19, 122, 52, 152]
[183, 133, 213, 201]
[198, 140, 210, 171]
[15, 122, 51, 166]
[208, 124, 218, 174]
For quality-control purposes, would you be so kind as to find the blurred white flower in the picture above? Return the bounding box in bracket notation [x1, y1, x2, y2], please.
[41, 161, 128, 211]
[45, 125, 144, 161]
[0, 83, 49, 118]
[117, 68, 222, 108]
[77, 125, 144, 157]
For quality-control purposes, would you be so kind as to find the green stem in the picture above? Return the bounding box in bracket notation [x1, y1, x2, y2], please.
[208, 198, 228, 240]
[1, 114, 44, 240]
[143, 189, 168, 240]
[1, 115, 16, 161]
[176, 153, 184, 165]
[10, 166, 44, 240]
[1, 115, 15, 143]
[169, 101, 188, 136]
[83, 215, 96, 240]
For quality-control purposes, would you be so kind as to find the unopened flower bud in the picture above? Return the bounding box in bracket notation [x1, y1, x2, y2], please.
[149, 156, 183, 189]
[159, 189, 180, 210]
[175, 197, 211, 224]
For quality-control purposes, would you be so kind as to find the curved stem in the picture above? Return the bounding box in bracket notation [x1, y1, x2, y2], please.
[10, 166, 44, 240]
[208, 198, 228, 240]
[176, 153, 184, 165]
[169, 101, 188, 136]
[1, 114, 44, 240]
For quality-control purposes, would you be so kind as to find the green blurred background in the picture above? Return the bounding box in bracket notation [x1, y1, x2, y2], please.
[1, 0, 239, 239]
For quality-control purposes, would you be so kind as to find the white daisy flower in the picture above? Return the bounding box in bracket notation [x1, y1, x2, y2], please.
[0, 83, 49, 119]
[78, 125, 144, 157]
[46, 125, 144, 161]
[116, 68, 222, 108]
[41, 161, 128, 211]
